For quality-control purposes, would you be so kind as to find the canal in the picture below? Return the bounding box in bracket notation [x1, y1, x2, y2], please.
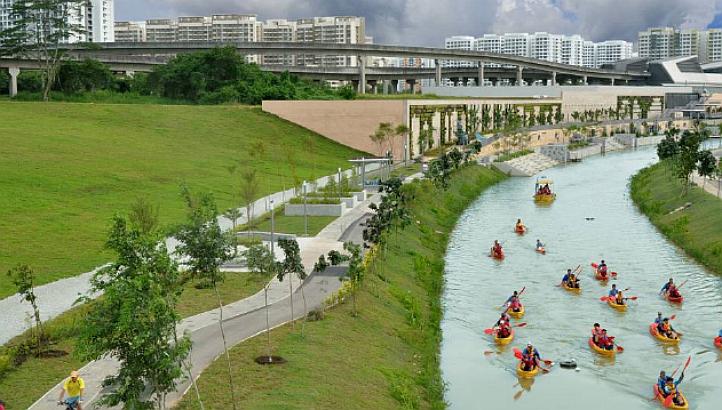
[440, 147, 722, 409]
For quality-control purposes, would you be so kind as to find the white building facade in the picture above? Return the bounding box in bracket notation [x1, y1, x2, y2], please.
[445, 31, 632, 68]
[1, 0, 114, 43]
[637, 27, 722, 63]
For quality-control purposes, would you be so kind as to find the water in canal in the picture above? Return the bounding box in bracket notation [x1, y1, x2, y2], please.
[441, 147, 722, 409]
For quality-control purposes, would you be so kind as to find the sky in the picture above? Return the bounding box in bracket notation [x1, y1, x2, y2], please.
[116, 0, 722, 46]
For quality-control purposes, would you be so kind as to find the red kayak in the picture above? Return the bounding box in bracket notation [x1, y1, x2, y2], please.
[663, 292, 684, 304]
[715, 336, 722, 350]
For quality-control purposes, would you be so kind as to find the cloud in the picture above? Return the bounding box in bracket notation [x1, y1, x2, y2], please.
[116, 0, 722, 46]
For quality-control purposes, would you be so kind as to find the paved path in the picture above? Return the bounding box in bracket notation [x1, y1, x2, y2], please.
[28, 196, 376, 410]
[0, 164, 381, 345]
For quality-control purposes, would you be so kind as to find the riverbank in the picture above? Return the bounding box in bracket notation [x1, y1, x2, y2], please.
[174, 165, 506, 409]
[631, 161, 722, 276]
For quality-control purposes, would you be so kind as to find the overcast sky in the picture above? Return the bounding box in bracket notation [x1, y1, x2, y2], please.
[117, 0, 722, 46]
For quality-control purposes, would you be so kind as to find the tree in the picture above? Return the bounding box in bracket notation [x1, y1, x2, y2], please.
[77, 215, 190, 409]
[370, 122, 394, 157]
[697, 150, 717, 189]
[0, 1, 86, 101]
[342, 242, 364, 316]
[395, 124, 410, 162]
[657, 134, 679, 161]
[239, 169, 259, 237]
[129, 197, 160, 235]
[243, 243, 280, 360]
[674, 130, 702, 195]
[175, 187, 237, 410]
[276, 238, 307, 331]
[7, 264, 45, 355]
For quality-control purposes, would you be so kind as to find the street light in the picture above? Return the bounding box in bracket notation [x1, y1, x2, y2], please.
[270, 199, 275, 255]
[302, 181, 308, 237]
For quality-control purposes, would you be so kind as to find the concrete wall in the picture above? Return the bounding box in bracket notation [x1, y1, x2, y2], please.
[262, 100, 405, 158]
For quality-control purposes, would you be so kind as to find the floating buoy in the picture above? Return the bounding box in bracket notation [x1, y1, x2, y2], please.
[559, 360, 577, 369]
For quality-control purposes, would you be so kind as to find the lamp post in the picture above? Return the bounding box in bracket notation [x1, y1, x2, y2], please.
[404, 143, 408, 166]
[302, 181, 308, 237]
[270, 199, 275, 255]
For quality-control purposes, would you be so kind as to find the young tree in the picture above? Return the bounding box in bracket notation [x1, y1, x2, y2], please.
[129, 197, 160, 235]
[239, 169, 259, 237]
[395, 124, 410, 162]
[674, 130, 702, 195]
[0, 1, 86, 101]
[243, 243, 280, 360]
[175, 187, 238, 409]
[697, 150, 717, 189]
[77, 215, 190, 409]
[7, 264, 45, 355]
[276, 238, 307, 331]
[342, 242, 364, 316]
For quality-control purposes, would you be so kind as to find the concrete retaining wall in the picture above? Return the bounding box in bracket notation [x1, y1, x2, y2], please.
[284, 202, 347, 216]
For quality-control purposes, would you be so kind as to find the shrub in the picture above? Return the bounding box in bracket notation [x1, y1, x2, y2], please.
[56, 59, 114, 94]
[0, 70, 8, 94]
[288, 197, 340, 205]
[17, 71, 44, 93]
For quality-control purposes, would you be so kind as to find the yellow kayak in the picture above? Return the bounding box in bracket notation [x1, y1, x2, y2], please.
[649, 323, 681, 345]
[494, 328, 514, 345]
[562, 282, 581, 293]
[588, 337, 615, 357]
[508, 305, 525, 319]
[516, 361, 540, 379]
[653, 385, 689, 409]
[607, 298, 627, 312]
[534, 193, 556, 202]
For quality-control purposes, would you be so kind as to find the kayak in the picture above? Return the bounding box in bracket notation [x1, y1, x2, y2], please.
[663, 292, 684, 304]
[562, 282, 581, 293]
[535, 247, 546, 254]
[516, 361, 540, 378]
[653, 384, 689, 409]
[588, 337, 615, 357]
[649, 323, 680, 345]
[714, 336, 722, 350]
[515, 226, 526, 234]
[494, 328, 514, 345]
[607, 298, 627, 312]
[508, 305, 525, 319]
[490, 249, 505, 260]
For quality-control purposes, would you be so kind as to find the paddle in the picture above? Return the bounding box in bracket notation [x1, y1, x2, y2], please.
[600, 295, 637, 302]
[676, 280, 689, 290]
[513, 348, 553, 366]
[484, 322, 527, 335]
[671, 355, 691, 377]
[500, 287, 526, 308]
[558, 265, 581, 286]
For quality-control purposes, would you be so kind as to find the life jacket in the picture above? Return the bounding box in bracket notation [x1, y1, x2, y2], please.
[616, 293, 624, 304]
[661, 323, 670, 332]
[599, 265, 607, 274]
[669, 287, 681, 298]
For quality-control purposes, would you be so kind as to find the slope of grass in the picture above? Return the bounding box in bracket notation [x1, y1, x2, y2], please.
[176, 165, 506, 409]
[0, 101, 364, 298]
[0, 272, 272, 409]
[631, 162, 722, 276]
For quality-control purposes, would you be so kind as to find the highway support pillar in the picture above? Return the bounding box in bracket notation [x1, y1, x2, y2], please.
[516, 66, 524, 86]
[8, 67, 19, 97]
[435, 59, 442, 86]
[478, 62, 485, 87]
[358, 56, 366, 94]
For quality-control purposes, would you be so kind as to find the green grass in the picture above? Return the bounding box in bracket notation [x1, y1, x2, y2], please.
[631, 161, 722, 276]
[0, 101, 364, 299]
[494, 149, 534, 162]
[254, 215, 337, 236]
[175, 165, 506, 409]
[0, 271, 272, 409]
[11, 91, 191, 105]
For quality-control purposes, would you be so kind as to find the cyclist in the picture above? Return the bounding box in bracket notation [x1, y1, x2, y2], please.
[58, 370, 84, 410]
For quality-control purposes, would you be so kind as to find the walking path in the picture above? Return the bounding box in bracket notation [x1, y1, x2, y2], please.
[28, 194, 379, 410]
[0, 164, 381, 345]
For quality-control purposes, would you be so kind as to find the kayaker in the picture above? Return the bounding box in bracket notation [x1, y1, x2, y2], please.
[667, 284, 682, 299]
[654, 312, 663, 324]
[592, 323, 603, 345]
[660, 278, 674, 294]
[598, 329, 615, 351]
[608, 284, 619, 298]
[615, 290, 626, 305]
[657, 370, 667, 392]
[657, 318, 680, 339]
[515, 219, 525, 231]
[505, 291, 522, 313]
[536, 239, 544, 250]
[492, 240, 503, 256]
[598, 260, 608, 277]
[521, 342, 541, 371]
[497, 320, 512, 339]
[562, 269, 572, 284]
[662, 374, 686, 407]
[495, 312, 511, 327]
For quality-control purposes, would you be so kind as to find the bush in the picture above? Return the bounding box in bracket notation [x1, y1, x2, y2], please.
[288, 197, 340, 205]
[17, 71, 44, 93]
[0, 70, 8, 94]
[56, 59, 114, 94]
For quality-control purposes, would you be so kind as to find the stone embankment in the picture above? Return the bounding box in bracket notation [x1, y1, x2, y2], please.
[493, 153, 558, 177]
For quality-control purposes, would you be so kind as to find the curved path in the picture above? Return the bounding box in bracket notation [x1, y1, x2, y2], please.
[441, 148, 722, 409]
[29, 197, 374, 409]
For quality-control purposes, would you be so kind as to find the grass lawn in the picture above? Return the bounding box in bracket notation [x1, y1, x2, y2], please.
[0, 271, 272, 409]
[238, 213, 337, 237]
[0, 101, 364, 298]
[175, 165, 506, 409]
[631, 162, 722, 276]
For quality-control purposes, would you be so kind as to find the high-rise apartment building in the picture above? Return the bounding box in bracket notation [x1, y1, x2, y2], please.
[707, 29, 722, 64]
[114, 21, 145, 42]
[1, 0, 114, 43]
[636, 27, 722, 63]
[115, 15, 365, 67]
[445, 32, 632, 68]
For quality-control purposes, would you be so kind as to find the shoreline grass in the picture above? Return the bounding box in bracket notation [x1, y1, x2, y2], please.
[630, 161, 722, 276]
[175, 165, 506, 409]
[0, 101, 364, 298]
